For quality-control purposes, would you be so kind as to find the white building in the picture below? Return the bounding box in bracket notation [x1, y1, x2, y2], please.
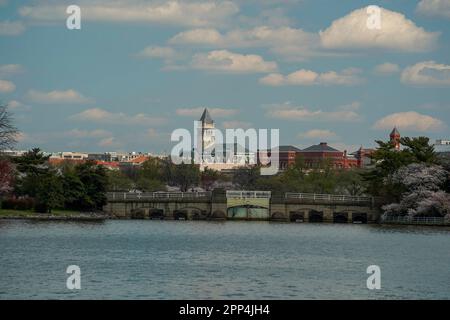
[198, 108, 256, 171]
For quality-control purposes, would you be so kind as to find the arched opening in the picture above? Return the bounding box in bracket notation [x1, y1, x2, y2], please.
[149, 209, 164, 220]
[227, 205, 269, 219]
[290, 211, 304, 223]
[130, 208, 146, 219]
[309, 210, 323, 223]
[352, 212, 367, 224]
[333, 212, 348, 223]
[271, 211, 286, 221]
[173, 210, 188, 220]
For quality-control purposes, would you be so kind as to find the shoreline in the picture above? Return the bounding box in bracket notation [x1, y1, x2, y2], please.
[1, 213, 450, 227]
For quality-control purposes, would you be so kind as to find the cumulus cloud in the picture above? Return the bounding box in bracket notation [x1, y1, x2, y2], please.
[0, 20, 26, 36]
[27, 89, 93, 104]
[259, 68, 363, 86]
[401, 61, 450, 86]
[176, 107, 238, 118]
[97, 137, 122, 148]
[19, 0, 239, 27]
[70, 108, 167, 126]
[373, 111, 445, 132]
[265, 102, 361, 122]
[169, 26, 320, 61]
[373, 62, 400, 75]
[320, 6, 439, 52]
[417, 0, 450, 19]
[0, 64, 25, 77]
[135, 46, 178, 60]
[0, 80, 15, 93]
[65, 129, 113, 139]
[221, 120, 252, 129]
[190, 50, 277, 73]
[298, 129, 338, 140]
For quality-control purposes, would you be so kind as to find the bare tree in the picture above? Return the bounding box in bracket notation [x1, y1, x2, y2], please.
[0, 104, 18, 151]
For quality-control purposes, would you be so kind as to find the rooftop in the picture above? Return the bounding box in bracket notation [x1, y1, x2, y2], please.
[301, 142, 341, 153]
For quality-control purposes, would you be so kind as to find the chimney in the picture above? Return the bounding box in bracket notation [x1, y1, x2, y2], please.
[319, 142, 327, 146]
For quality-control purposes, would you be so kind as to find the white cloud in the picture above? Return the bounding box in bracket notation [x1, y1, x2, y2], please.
[176, 107, 238, 118]
[298, 129, 338, 140]
[71, 108, 167, 126]
[98, 137, 122, 148]
[191, 50, 277, 73]
[373, 111, 445, 132]
[0, 64, 25, 77]
[260, 68, 363, 86]
[265, 102, 361, 122]
[169, 26, 319, 61]
[135, 46, 177, 61]
[320, 6, 439, 52]
[401, 61, 450, 86]
[19, 0, 239, 27]
[417, 0, 450, 19]
[27, 89, 93, 104]
[0, 80, 15, 93]
[373, 62, 400, 75]
[221, 120, 252, 129]
[0, 20, 26, 36]
[65, 129, 112, 139]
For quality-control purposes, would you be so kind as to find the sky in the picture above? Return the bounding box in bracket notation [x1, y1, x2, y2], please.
[0, 0, 449, 154]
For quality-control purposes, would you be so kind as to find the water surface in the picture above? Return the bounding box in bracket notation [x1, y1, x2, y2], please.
[0, 220, 449, 299]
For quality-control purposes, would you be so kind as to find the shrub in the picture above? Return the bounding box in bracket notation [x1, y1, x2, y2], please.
[1, 197, 35, 210]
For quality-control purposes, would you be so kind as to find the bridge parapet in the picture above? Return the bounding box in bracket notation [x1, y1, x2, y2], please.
[107, 192, 211, 201]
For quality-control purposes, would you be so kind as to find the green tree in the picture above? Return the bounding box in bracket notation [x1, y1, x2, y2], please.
[61, 167, 86, 209]
[232, 166, 260, 190]
[173, 163, 200, 192]
[135, 177, 166, 192]
[14, 148, 50, 198]
[107, 170, 133, 191]
[35, 171, 64, 213]
[200, 167, 220, 191]
[74, 161, 108, 210]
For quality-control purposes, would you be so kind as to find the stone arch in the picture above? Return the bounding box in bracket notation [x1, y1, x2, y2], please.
[130, 208, 147, 219]
[309, 210, 323, 223]
[173, 210, 188, 220]
[289, 211, 304, 222]
[271, 211, 287, 221]
[149, 208, 164, 220]
[333, 212, 348, 223]
[352, 212, 367, 224]
[177, 207, 205, 220]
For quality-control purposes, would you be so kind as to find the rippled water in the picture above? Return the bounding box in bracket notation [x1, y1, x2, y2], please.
[0, 220, 449, 299]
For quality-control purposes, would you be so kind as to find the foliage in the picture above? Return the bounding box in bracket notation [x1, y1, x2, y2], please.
[382, 163, 450, 217]
[74, 161, 108, 210]
[107, 170, 133, 191]
[135, 177, 166, 192]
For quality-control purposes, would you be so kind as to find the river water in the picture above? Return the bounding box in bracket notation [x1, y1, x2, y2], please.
[0, 220, 449, 299]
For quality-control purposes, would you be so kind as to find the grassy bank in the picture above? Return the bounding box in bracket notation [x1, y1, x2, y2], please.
[0, 209, 107, 220]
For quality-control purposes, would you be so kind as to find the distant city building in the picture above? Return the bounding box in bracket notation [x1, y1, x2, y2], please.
[297, 142, 359, 169]
[0, 150, 27, 157]
[434, 139, 450, 159]
[197, 108, 256, 171]
[51, 152, 89, 160]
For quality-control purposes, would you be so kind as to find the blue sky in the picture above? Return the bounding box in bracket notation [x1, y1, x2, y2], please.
[0, 0, 449, 154]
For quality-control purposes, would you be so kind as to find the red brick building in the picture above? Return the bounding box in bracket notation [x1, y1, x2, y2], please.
[297, 142, 359, 169]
